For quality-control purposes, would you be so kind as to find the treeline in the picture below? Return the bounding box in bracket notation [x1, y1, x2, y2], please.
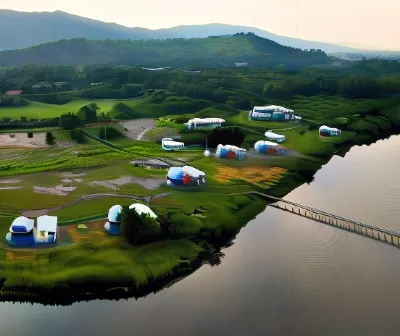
[0, 34, 331, 70]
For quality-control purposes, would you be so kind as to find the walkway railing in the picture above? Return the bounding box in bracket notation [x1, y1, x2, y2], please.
[236, 192, 400, 249]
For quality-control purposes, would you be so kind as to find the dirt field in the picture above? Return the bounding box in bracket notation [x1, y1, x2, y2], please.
[0, 133, 48, 148]
[119, 119, 155, 140]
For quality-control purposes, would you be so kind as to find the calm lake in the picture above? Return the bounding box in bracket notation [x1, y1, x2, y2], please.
[0, 135, 399, 336]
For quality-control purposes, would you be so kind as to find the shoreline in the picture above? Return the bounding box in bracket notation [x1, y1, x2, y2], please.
[0, 109, 399, 305]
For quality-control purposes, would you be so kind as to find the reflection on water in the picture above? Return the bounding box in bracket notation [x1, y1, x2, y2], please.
[0, 136, 399, 336]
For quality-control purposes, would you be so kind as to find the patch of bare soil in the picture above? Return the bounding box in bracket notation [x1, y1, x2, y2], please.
[0, 186, 22, 190]
[0, 179, 21, 184]
[60, 172, 86, 178]
[33, 185, 77, 196]
[88, 175, 164, 191]
[0, 133, 48, 148]
[119, 118, 155, 140]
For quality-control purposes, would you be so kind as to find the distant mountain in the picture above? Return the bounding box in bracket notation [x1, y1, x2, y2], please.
[0, 10, 175, 49]
[1, 9, 395, 55]
[0, 33, 332, 70]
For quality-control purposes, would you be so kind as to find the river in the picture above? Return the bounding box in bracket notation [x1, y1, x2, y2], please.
[0, 135, 399, 336]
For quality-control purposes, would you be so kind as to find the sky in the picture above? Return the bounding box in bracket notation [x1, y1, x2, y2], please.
[3, 0, 400, 50]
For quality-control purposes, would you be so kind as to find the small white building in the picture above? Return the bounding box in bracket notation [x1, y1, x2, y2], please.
[162, 138, 185, 151]
[319, 125, 342, 137]
[265, 130, 286, 143]
[249, 105, 301, 121]
[186, 118, 225, 130]
[35, 215, 58, 243]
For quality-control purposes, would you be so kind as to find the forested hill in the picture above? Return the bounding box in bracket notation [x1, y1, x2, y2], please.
[0, 33, 331, 70]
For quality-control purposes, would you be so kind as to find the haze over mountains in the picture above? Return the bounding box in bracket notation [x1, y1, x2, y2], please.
[1, 9, 398, 58]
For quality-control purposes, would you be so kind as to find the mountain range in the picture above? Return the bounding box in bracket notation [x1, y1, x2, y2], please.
[1, 9, 398, 57]
[0, 33, 332, 69]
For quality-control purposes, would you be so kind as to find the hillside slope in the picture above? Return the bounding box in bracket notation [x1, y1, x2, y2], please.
[0, 33, 331, 69]
[0, 9, 381, 54]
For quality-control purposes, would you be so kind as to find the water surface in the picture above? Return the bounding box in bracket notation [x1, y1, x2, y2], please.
[0, 136, 399, 336]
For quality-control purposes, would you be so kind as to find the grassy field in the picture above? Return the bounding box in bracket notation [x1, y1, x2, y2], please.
[0, 98, 146, 119]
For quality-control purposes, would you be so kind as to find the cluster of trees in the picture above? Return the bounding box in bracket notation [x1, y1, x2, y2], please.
[207, 126, 245, 148]
[120, 206, 207, 245]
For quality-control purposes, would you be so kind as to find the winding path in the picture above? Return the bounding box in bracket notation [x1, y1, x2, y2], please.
[21, 193, 171, 217]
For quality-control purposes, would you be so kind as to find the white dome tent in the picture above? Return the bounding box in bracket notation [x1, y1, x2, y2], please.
[319, 125, 342, 137]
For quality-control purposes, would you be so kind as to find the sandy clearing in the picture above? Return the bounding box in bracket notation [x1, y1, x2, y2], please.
[0, 133, 48, 148]
[33, 185, 77, 196]
[62, 179, 73, 183]
[60, 172, 87, 178]
[119, 118, 155, 140]
[0, 179, 21, 184]
[0, 186, 22, 190]
[88, 175, 165, 191]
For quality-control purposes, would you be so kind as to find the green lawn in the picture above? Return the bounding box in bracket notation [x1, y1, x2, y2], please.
[0, 98, 146, 119]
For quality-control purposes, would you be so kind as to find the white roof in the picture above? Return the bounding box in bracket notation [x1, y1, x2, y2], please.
[319, 125, 340, 132]
[162, 138, 184, 147]
[265, 130, 286, 140]
[37, 215, 57, 232]
[129, 203, 158, 218]
[253, 105, 294, 113]
[254, 140, 279, 149]
[10, 216, 34, 232]
[182, 165, 205, 177]
[216, 144, 247, 152]
[187, 118, 225, 125]
[108, 205, 123, 222]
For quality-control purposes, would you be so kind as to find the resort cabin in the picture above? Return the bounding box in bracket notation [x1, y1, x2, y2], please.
[167, 165, 206, 186]
[319, 125, 342, 137]
[35, 215, 58, 244]
[6, 215, 57, 247]
[104, 205, 123, 235]
[254, 140, 284, 155]
[249, 105, 301, 121]
[215, 144, 247, 160]
[162, 138, 185, 151]
[129, 204, 158, 219]
[186, 118, 225, 130]
[265, 130, 286, 143]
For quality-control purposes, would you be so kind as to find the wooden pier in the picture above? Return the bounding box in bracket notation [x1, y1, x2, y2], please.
[240, 192, 400, 249]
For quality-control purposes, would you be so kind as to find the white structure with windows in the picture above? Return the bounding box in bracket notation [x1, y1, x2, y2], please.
[35, 215, 58, 243]
[250, 105, 301, 121]
[186, 118, 225, 130]
[162, 138, 185, 151]
[265, 130, 286, 143]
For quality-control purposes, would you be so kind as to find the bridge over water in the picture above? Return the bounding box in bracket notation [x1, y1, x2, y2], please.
[242, 192, 400, 249]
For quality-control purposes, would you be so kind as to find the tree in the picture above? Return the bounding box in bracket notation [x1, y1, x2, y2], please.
[45, 132, 55, 145]
[207, 126, 245, 148]
[121, 206, 161, 245]
[59, 113, 82, 130]
[0, 72, 10, 105]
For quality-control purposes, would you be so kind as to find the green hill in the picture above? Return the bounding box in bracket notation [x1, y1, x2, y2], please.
[0, 33, 331, 70]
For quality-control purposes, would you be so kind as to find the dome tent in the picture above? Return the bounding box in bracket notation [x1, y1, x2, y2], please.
[105, 205, 123, 235]
[108, 205, 123, 222]
[167, 166, 206, 186]
[319, 125, 341, 137]
[254, 140, 285, 155]
[215, 144, 247, 160]
[9, 216, 34, 233]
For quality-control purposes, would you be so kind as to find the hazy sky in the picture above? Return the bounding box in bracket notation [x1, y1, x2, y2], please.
[3, 0, 400, 50]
